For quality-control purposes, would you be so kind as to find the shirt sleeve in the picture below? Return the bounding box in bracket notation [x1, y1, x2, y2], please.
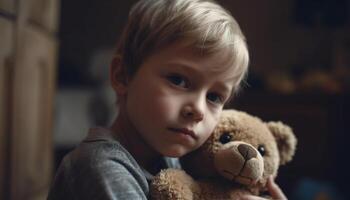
[71, 159, 148, 200]
[48, 144, 149, 200]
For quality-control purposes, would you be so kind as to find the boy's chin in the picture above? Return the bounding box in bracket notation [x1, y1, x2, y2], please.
[160, 147, 191, 158]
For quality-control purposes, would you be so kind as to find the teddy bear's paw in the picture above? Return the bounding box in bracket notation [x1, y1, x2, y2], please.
[150, 169, 201, 200]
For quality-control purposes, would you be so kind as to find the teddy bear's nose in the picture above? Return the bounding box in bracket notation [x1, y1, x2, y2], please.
[238, 144, 257, 161]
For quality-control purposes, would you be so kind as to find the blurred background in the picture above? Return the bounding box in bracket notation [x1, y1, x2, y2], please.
[1, 0, 349, 199]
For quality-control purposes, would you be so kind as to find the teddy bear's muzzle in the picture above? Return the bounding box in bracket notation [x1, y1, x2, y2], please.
[214, 141, 264, 186]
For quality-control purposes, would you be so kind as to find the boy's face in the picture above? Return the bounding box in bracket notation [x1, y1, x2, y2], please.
[122, 43, 238, 157]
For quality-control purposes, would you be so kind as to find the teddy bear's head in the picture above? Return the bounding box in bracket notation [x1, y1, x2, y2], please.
[180, 109, 297, 189]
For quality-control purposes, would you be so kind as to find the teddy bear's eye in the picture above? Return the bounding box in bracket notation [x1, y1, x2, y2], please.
[258, 145, 266, 156]
[219, 132, 232, 144]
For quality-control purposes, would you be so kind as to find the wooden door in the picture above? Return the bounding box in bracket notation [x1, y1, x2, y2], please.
[0, 0, 59, 199]
[0, 16, 14, 200]
[10, 24, 57, 200]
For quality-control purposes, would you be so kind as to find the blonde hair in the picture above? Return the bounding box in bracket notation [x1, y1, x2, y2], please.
[115, 0, 249, 91]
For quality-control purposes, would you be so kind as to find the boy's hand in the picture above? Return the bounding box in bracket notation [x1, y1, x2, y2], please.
[240, 176, 287, 200]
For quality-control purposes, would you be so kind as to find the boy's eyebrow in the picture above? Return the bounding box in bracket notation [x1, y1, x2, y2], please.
[164, 61, 206, 81]
[165, 60, 226, 78]
[165, 61, 202, 74]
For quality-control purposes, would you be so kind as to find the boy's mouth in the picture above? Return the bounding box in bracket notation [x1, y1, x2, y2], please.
[168, 127, 198, 139]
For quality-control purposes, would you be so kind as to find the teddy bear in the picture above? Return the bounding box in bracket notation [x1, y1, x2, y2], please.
[150, 109, 297, 200]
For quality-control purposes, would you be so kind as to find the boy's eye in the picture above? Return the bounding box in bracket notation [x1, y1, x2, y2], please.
[167, 74, 189, 88]
[207, 92, 224, 105]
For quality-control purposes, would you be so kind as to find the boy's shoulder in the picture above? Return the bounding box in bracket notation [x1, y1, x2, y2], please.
[65, 127, 141, 171]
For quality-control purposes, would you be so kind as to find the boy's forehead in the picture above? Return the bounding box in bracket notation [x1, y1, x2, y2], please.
[142, 40, 243, 84]
[159, 47, 239, 85]
[154, 41, 235, 70]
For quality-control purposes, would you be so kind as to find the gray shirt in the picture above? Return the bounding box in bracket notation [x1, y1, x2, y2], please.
[47, 127, 180, 200]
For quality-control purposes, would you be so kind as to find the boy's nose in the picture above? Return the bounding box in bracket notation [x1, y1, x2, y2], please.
[181, 105, 204, 122]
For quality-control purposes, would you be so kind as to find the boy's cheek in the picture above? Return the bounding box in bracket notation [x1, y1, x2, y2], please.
[205, 113, 221, 135]
[138, 96, 178, 122]
[208, 109, 222, 124]
[157, 95, 182, 110]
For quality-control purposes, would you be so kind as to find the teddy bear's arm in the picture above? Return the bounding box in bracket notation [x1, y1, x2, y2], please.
[150, 169, 201, 200]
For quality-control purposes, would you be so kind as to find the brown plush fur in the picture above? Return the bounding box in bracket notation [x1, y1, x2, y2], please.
[151, 109, 297, 200]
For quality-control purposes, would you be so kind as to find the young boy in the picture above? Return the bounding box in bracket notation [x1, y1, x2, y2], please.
[48, 0, 286, 199]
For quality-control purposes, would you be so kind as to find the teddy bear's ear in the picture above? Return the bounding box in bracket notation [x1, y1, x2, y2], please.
[267, 121, 297, 165]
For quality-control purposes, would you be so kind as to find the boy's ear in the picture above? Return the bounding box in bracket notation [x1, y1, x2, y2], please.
[110, 55, 128, 95]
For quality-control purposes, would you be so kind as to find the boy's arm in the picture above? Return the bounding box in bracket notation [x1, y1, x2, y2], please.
[73, 160, 148, 199]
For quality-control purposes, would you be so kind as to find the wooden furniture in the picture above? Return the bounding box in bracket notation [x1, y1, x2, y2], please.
[0, 0, 59, 199]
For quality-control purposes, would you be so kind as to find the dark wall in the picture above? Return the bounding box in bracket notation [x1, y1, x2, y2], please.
[58, 0, 138, 85]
